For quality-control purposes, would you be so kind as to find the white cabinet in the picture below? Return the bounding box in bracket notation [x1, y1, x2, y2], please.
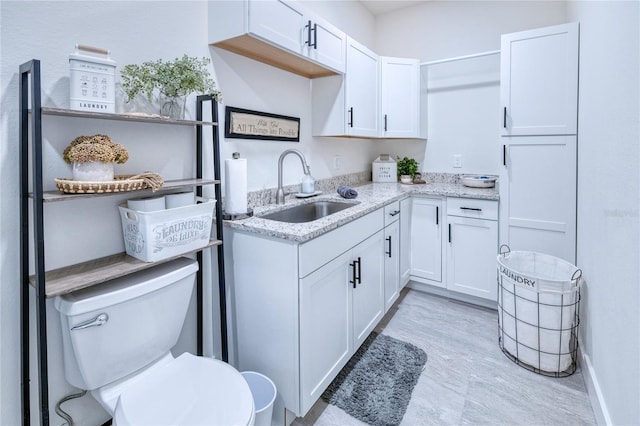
[499, 22, 579, 263]
[299, 250, 352, 414]
[209, 0, 345, 78]
[383, 201, 401, 312]
[312, 37, 379, 137]
[228, 207, 386, 421]
[399, 197, 412, 288]
[380, 56, 420, 138]
[300, 230, 383, 412]
[410, 197, 443, 286]
[446, 198, 498, 301]
[351, 231, 385, 347]
[500, 22, 579, 136]
[500, 135, 577, 262]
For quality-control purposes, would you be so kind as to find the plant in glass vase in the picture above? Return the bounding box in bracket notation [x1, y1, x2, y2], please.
[63, 134, 129, 181]
[120, 55, 222, 119]
[396, 156, 419, 184]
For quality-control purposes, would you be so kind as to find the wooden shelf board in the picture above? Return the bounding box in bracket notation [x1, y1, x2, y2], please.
[40, 107, 218, 126]
[36, 178, 220, 202]
[32, 240, 222, 298]
[213, 35, 339, 79]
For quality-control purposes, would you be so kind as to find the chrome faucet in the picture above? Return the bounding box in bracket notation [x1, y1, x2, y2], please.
[276, 149, 311, 204]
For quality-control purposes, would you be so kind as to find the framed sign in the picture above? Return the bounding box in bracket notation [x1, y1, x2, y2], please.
[225, 106, 300, 142]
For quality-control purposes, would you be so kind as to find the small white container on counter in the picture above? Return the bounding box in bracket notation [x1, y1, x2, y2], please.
[372, 155, 397, 183]
[460, 175, 498, 188]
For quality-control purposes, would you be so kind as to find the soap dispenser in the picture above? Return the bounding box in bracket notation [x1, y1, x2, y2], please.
[301, 173, 315, 194]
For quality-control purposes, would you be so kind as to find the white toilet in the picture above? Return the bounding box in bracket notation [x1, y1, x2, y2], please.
[54, 257, 255, 425]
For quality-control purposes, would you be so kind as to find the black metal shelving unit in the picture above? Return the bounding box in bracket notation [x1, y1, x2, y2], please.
[19, 59, 228, 426]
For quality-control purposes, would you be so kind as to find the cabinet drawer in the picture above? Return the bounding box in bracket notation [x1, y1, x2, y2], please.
[299, 208, 384, 278]
[447, 198, 498, 221]
[383, 201, 401, 226]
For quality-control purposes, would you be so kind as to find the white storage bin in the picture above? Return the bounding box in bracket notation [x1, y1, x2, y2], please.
[497, 248, 582, 376]
[119, 197, 215, 262]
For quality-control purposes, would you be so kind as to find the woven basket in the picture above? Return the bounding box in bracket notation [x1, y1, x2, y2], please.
[54, 174, 153, 194]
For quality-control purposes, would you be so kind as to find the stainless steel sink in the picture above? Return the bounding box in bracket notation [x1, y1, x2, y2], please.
[261, 201, 356, 223]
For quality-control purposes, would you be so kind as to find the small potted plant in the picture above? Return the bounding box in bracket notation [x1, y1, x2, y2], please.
[396, 156, 419, 184]
[63, 134, 129, 181]
[120, 55, 222, 119]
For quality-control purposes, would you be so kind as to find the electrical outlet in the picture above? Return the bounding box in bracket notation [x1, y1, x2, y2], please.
[334, 155, 341, 170]
[453, 154, 462, 168]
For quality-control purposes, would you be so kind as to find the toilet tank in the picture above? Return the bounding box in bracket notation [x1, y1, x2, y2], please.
[54, 257, 198, 390]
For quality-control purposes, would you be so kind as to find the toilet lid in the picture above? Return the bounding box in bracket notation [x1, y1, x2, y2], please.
[113, 353, 255, 426]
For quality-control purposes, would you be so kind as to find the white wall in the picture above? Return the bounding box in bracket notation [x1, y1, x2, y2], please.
[373, 1, 567, 175]
[566, 2, 640, 425]
[0, 1, 376, 425]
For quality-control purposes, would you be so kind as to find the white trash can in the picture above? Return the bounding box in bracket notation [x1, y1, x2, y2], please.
[241, 371, 276, 426]
[497, 246, 582, 377]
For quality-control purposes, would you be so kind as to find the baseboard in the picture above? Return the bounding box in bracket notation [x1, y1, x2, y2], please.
[407, 280, 498, 310]
[579, 347, 612, 425]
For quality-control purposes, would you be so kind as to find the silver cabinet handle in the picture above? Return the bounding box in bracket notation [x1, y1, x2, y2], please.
[71, 313, 109, 331]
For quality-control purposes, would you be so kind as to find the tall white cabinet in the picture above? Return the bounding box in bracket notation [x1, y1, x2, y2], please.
[500, 22, 579, 136]
[380, 56, 420, 138]
[499, 22, 579, 263]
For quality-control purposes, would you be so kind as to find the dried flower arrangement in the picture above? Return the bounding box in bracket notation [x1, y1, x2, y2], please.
[63, 134, 129, 164]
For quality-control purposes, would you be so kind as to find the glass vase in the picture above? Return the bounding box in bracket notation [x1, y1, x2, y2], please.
[159, 94, 185, 120]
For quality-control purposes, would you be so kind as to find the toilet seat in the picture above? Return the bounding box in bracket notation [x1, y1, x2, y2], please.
[113, 353, 255, 426]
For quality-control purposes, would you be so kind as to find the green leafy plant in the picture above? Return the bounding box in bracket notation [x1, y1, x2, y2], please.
[396, 156, 419, 179]
[120, 55, 222, 103]
[63, 134, 128, 164]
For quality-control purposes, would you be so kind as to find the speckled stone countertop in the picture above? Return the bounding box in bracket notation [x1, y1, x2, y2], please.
[224, 181, 498, 243]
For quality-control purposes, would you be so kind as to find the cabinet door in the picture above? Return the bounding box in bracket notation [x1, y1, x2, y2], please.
[499, 135, 577, 263]
[306, 13, 345, 73]
[399, 198, 412, 287]
[447, 216, 498, 301]
[299, 251, 352, 414]
[380, 57, 420, 138]
[383, 220, 400, 312]
[500, 22, 579, 136]
[410, 198, 443, 285]
[345, 37, 379, 137]
[352, 230, 384, 348]
[249, 0, 306, 56]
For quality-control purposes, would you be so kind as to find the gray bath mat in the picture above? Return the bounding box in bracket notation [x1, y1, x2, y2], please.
[321, 332, 427, 426]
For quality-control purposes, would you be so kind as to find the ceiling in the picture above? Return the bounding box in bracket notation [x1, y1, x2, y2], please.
[359, 0, 429, 16]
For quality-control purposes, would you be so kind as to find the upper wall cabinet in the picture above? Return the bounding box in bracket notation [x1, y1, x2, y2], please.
[209, 0, 346, 78]
[500, 22, 579, 136]
[312, 37, 380, 138]
[380, 56, 420, 138]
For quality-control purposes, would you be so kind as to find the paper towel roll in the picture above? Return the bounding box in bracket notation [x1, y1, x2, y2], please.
[225, 153, 247, 214]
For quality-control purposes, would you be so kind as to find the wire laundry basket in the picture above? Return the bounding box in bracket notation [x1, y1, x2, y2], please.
[497, 246, 582, 377]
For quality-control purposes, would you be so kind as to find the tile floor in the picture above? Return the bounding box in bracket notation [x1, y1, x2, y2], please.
[294, 289, 596, 425]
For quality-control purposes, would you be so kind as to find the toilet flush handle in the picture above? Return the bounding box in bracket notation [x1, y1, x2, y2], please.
[71, 313, 109, 331]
